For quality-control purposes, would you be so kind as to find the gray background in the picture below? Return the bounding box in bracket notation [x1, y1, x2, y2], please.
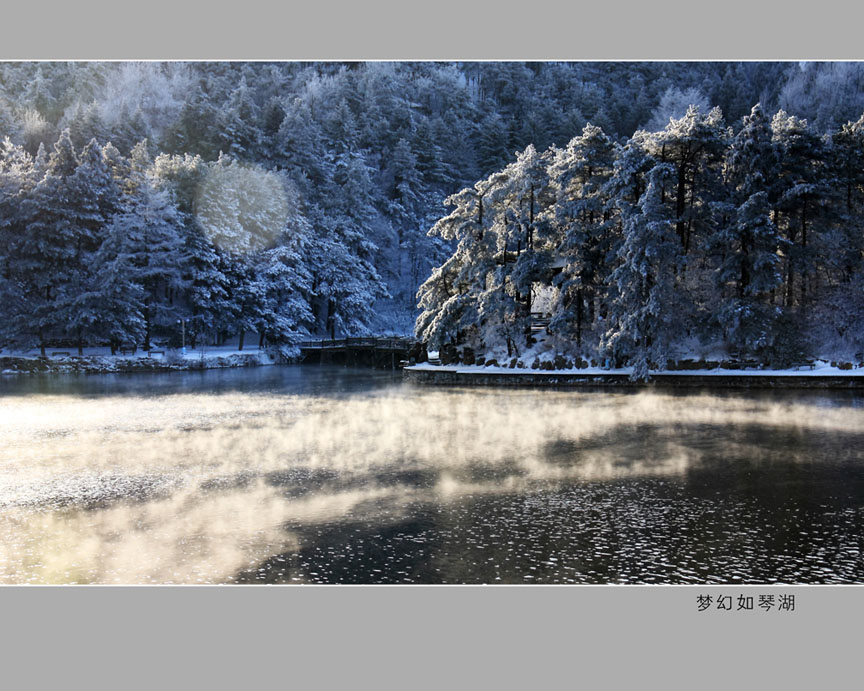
[2, 1, 863, 59]
[1, 1, 862, 687]
[1, 586, 859, 688]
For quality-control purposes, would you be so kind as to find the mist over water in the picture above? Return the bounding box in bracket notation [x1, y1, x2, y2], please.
[1, 366, 863, 584]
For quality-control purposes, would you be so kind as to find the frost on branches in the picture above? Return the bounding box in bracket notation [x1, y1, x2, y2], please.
[416, 105, 864, 379]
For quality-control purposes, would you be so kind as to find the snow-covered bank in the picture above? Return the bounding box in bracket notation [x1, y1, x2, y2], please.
[0, 346, 278, 375]
[409, 359, 863, 377]
[405, 360, 864, 389]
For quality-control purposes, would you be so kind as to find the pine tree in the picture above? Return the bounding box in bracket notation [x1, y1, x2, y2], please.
[771, 110, 831, 310]
[161, 77, 220, 159]
[57, 138, 123, 353]
[23, 66, 56, 119]
[384, 137, 438, 309]
[485, 144, 553, 353]
[275, 97, 333, 193]
[415, 183, 491, 351]
[181, 227, 233, 347]
[603, 163, 682, 380]
[644, 104, 728, 256]
[254, 239, 314, 350]
[214, 76, 261, 160]
[829, 113, 864, 281]
[546, 123, 617, 350]
[0, 95, 22, 143]
[13, 130, 84, 354]
[95, 180, 187, 351]
[715, 104, 785, 358]
[0, 138, 37, 351]
[476, 112, 511, 173]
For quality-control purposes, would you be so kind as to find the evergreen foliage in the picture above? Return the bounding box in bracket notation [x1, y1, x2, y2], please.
[0, 62, 862, 368]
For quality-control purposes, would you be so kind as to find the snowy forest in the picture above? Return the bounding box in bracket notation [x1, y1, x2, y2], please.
[1, 62, 864, 367]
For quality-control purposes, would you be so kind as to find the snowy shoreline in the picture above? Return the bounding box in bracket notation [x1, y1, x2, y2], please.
[404, 361, 864, 388]
[0, 347, 278, 376]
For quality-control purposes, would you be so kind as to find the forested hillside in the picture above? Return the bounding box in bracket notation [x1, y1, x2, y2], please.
[1, 61, 862, 360]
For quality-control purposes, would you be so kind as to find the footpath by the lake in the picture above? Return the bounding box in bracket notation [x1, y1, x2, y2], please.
[404, 361, 864, 389]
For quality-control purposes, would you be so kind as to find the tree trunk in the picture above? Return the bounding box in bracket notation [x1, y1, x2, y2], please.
[785, 263, 795, 308]
[740, 230, 750, 299]
[144, 301, 152, 351]
[327, 299, 336, 340]
[785, 216, 796, 308]
[683, 168, 697, 254]
[576, 287, 583, 349]
[800, 200, 808, 307]
[675, 162, 688, 250]
[238, 331, 245, 351]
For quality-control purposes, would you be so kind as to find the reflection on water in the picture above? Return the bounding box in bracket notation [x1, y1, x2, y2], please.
[1, 366, 863, 584]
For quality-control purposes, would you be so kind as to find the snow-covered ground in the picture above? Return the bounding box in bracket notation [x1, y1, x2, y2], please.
[407, 360, 864, 377]
[0, 342, 278, 375]
[0, 344, 273, 361]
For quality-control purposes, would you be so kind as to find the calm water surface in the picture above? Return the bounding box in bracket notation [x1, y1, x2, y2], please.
[1, 365, 863, 584]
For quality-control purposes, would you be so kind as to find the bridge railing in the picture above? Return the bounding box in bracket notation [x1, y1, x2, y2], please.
[299, 338, 417, 350]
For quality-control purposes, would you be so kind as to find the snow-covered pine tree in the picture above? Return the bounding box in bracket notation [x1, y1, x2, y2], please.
[0, 138, 37, 351]
[247, 177, 315, 350]
[0, 95, 22, 144]
[182, 228, 234, 348]
[214, 76, 261, 161]
[415, 251, 469, 351]
[476, 112, 511, 174]
[597, 129, 655, 335]
[62, 101, 108, 150]
[644, 104, 728, 257]
[310, 150, 389, 337]
[482, 144, 553, 354]
[254, 243, 313, 352]
[95, 179, 187, 351]
[195, 155, 300, 347]
[59, 138, 124, 353]
[416, 145, 551, 358]
[415, 182, 491, 351]
[714, 104, 785, 359]
[828, 113, 864, 282]
[771, 110, 832, 311]
[22, 66, 56, 119]
[643, 86, 711, 133]
[546, 123, 617, 351]
[603, 163, 682, 380]
[274, 96, 333, 195]
[150, 151, 230, 346]
[410, 117, 457, 188]
[383, 137, 435, 310]
[13, 130, 87, 354]
[161, 76, 220, 159]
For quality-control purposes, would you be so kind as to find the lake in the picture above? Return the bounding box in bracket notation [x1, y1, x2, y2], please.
[1, 365, 863, 584]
